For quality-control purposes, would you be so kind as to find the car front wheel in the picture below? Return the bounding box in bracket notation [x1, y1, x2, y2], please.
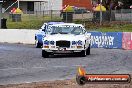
[80, 50, 87, 57]
[86, 44, 90, 55]
[35, 39, 42, 48]
[42, 50, 50, 58]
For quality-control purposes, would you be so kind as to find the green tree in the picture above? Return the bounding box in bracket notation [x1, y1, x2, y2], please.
[121, 0, 132, 9]
[96, 0, 132, 10]
[96, 0, 118, 10]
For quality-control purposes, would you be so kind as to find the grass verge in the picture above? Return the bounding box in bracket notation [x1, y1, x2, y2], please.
[6, 14, 132, 32]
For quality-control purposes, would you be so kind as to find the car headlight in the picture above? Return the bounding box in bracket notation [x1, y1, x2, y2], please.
[77, 40, 82, 45]
[72, 41, 76, 45]
[44, 40, 49, 45]
[50, 41, 55, 45]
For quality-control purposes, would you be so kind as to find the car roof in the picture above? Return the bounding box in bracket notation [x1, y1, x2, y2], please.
[47, 22, 64, 25]
[41, 22, 64, 29]
[51, 23, 83, 27]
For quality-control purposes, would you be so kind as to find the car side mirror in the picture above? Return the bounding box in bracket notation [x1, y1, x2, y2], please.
[83, 30, 87, 34]
[39, 29, 45, 32]
[42, 29, 46, 32]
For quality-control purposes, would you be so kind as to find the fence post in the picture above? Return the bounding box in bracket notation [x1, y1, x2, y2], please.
[43, 10, 44, 21]
[29, 11, 31, 29]
[81, 10, 84, 23]
[50, 10, 52, 21]
[100, 0, 103, 25]
[131, 8, 132, 23]
[110, 10, 112, 23]
[66, 12, 67, 23]
[120, 9, 123, 24]
[0, 3, 2, 28]
[36, 11, 37, 17]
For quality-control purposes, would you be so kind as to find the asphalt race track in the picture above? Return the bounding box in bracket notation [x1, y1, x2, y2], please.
[0, 43, 132, 85]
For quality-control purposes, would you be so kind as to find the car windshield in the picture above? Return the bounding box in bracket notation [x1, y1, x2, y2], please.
[49, 26, 84, 35]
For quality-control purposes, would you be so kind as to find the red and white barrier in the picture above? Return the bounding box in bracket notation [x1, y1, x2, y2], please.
[122, 32, 132, 50]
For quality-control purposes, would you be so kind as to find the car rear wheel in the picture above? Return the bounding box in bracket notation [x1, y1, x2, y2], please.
[86, 44, 90, 55]
[35, 39, 42, 48]
[42, 50, 50, 58]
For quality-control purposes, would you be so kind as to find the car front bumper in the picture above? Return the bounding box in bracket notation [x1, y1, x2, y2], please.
[42, 46, 85, 54]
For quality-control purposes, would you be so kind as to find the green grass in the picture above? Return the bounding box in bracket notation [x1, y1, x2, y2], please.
[6, 14, 61, 29]
[96, 24, 132, 32]
[6, 14, 132, 32]
[7, 20, 43, 29]
[83, 21, 132, 32]
[85, 24, 132, 32]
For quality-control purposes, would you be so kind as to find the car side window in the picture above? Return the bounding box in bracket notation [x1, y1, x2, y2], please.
[71, 27, 83, 35]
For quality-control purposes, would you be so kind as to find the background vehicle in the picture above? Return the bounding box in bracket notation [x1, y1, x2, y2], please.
[74, 7, 90, 14]
[35, 22, 64, 48]
[42, 23, 91, 58]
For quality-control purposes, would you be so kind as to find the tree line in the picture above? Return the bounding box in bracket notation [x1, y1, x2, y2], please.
[95, 0, 132, 10]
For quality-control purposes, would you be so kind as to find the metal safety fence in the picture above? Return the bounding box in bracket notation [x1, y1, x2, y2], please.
[2, 9, 132, 29]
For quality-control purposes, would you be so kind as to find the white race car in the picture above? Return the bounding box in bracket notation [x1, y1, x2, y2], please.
[42, 23, 91, 58]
